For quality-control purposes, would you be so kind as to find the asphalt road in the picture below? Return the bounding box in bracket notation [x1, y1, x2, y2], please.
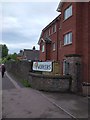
[2, 72, 89, 119]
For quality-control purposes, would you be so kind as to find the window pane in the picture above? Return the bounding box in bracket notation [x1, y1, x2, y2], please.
[49, 29, 50, 36]
[70, 32, 72, 43]
[67, 34, 69, 44]
[52, 27, 53, 34]
[64, 10, 67, 19]
[53, 43, 55, 51]
[64, 5, 72, 20]
[70, 5, 72, 16]
[42, 45, 45, 52]
[64, 35, 66, 45]
[64, 32, 72, 45]
[54, 24, 56, 32]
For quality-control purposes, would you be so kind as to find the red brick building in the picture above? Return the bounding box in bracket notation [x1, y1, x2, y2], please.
[38, 2, 90, 92]
[38, 15, 60, 61]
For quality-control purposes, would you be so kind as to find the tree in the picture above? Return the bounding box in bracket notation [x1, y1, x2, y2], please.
[6, 53, 17, 61]
[0, 44, 8, 58]
[11, 53, 17, 60]
[0, 45, 2, 58]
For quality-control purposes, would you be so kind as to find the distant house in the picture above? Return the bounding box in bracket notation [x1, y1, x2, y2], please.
[23, 49, 39, 61]
[17, 50, 24, 60]
[17, 49, 39, 61]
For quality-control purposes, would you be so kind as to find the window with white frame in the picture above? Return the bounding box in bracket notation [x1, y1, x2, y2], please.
[64, 32, 72, 45]
[64, 5, 72, 20]
[44, 32, 48, 38]
[52, 24, 56, 33]
[42, 44, 45, 52]
[49, 29, 50, 36]
[52, 43, 56, 51]
[54, 24, 56, 32]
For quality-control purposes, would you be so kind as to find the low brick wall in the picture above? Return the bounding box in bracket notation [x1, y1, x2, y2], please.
[29, 72, 72, 92]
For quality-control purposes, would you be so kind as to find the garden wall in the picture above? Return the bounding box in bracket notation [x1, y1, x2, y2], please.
[29, 72, 72, 92]
[5, 61, 72, 92]
[5, 61, 32, 81]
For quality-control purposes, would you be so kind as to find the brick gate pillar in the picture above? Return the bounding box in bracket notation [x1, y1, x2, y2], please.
[65, 54, 82, 93]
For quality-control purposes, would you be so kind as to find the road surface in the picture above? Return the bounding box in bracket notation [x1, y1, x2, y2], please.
[2, 72, 89, 119]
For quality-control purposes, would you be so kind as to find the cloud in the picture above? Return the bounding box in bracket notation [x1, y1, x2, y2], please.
[2, 31, 28, 43]
[0, 4, 2, 32]
[2, 16, 21, 30]
[1, 30, 40, 53]
[1, 2, 60, 54]
[1, 0, 60, 3]
[1, 42, 39, 54]
[7, 42, 38, 49]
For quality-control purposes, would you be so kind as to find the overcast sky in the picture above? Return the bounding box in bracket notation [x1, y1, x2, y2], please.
[0, 0, 60, 54]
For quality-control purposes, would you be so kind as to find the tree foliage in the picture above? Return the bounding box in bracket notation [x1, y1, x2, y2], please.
[7, 53, 17, 61]
[0, 44, 8, 58]
[11, 53, 17, 60]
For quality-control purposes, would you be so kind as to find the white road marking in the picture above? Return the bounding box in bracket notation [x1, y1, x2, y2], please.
[0, 90, 2, 120]
[5, 72, 21, 89]
[35, 90, 78, 119]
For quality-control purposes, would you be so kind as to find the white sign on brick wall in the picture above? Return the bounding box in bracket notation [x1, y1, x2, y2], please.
[33, 62, 52, 72]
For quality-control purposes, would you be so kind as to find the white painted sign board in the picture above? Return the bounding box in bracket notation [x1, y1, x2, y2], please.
[33, 62, 52, 72]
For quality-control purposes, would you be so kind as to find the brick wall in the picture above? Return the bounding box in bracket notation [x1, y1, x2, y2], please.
[39, 3, 89, 85]
[5, 61, 32, 81]
[88, 2, 90, 83]
[65, 56, 82, 92]
[58, 3, 77, 75]
[39, 41, 46, 61]
[5, 61, 72, 92]
[29, 72, 72, 92]
[75, 3, 89, 84]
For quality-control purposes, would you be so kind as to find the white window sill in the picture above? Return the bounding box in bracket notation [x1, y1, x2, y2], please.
[63, 43, 72, 47]
[63, 15, 73, 23]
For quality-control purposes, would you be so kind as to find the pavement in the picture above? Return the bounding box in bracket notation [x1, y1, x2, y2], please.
[1, 72, 89, 119]
[41, 91, 89, 118]
[0, 72, 2, 120]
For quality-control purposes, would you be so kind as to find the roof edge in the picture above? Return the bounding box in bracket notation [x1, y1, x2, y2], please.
[38, 15, 60, 45]
[43, 15, 60, 32]
[38, 38, 45, 45]
[57, 0, 65, 12]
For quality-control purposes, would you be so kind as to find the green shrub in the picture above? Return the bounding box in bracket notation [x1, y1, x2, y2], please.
[21, 79, 31, 87]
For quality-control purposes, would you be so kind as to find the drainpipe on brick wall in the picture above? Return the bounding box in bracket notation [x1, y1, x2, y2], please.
[56, 18, 59, 61]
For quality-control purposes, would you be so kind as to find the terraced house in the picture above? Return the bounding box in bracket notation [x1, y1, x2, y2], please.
[38, 2, 90, 94]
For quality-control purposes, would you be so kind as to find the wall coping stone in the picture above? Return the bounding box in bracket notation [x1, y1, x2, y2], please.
[29, 72, 71, 79]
